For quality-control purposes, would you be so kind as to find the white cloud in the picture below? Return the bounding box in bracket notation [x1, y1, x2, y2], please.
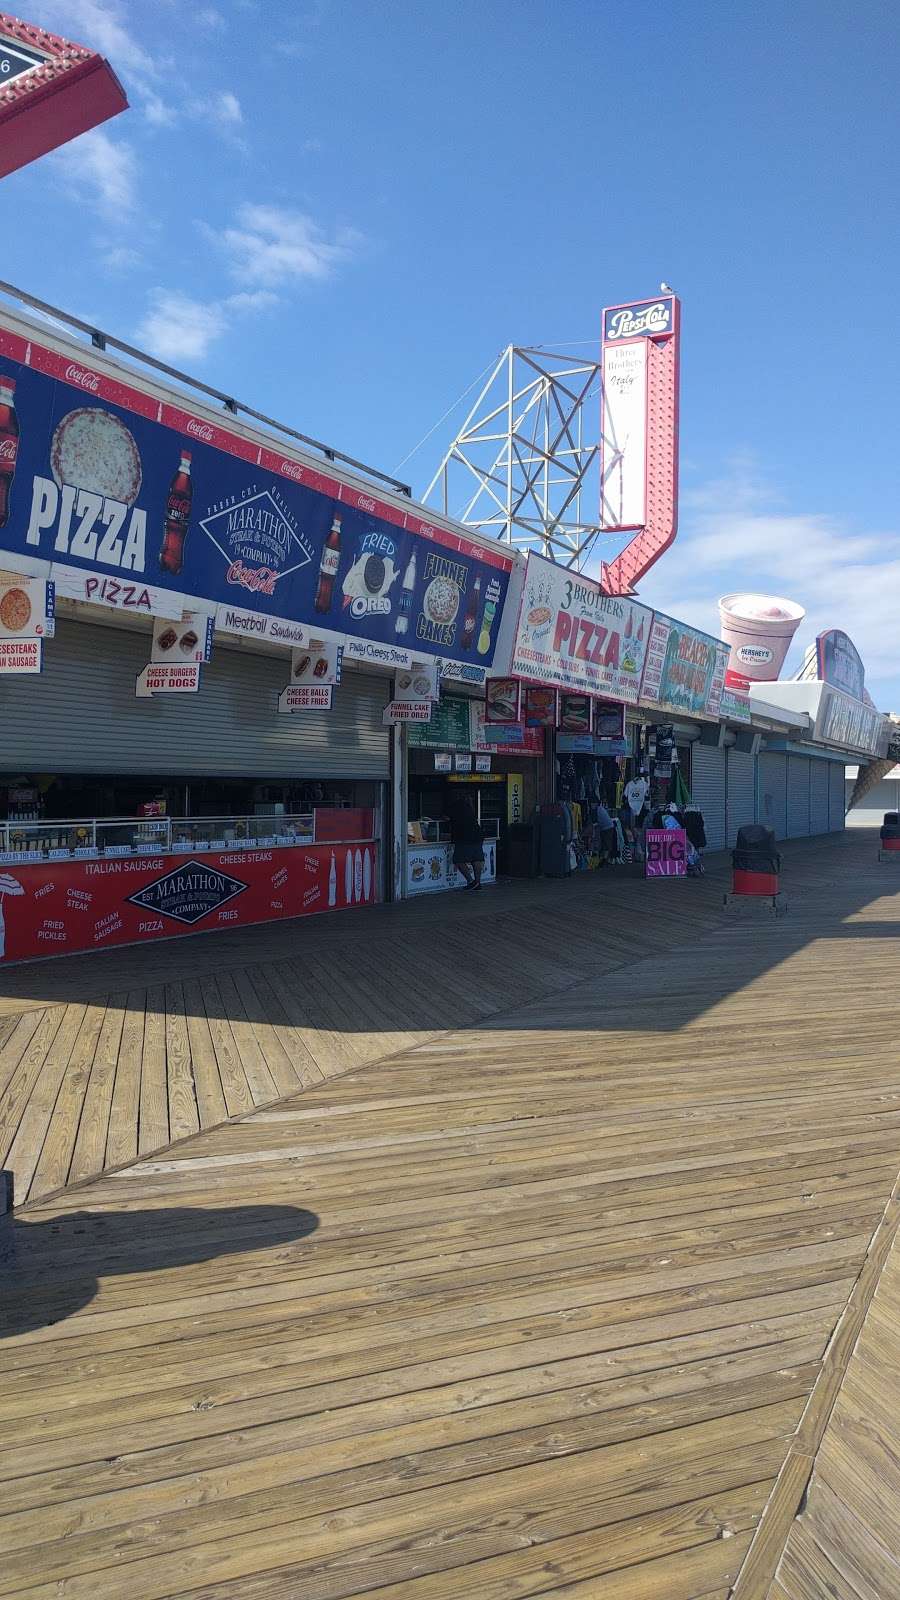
[215, 204, 359, 288]
[202, 90, 243, 127]
[135, 291, 227, 363]
[196, 5, 225, 26]
[637, 459, 900, 710]
[134, 286, 278, 364]
[52, 125, 137, 216]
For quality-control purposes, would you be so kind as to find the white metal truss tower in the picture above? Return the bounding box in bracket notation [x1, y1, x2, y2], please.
[422, 344, 602, 569]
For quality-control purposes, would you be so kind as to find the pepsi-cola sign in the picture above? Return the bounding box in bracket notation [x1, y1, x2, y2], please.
[603, 297, 676, 341]
[0, 329, 513, 667]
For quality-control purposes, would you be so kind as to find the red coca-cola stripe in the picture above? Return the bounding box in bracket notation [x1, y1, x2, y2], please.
[0, 328, 30, 364]
[159, 404, 260, 464]
[27, 342, 160, 418]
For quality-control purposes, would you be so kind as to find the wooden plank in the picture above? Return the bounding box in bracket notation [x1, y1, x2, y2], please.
[165, 981, 199, 1143]
[211, 969, 278, 1107]
[67, 999, 126, 1185]
[3, 1003, 86, 1202]
[28, 1000, 106, 1201]
[103, 989, 145, 1171]
[0, 1005, 66, 1165]
[182, 977, 228, 1129]
[137, 983, 168, 1157]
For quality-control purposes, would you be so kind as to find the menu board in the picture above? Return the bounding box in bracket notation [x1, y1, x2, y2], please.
[407, 697, 472, 750]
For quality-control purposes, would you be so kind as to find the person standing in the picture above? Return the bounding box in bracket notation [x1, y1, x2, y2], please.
[449, 795, 485, 890]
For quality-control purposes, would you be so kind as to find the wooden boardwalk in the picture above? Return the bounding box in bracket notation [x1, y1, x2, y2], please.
[0, 857, 739, 1208]
[1, 830, 899, 1598]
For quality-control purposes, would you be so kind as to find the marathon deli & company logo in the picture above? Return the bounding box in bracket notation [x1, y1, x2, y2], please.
[604, 299, 674, 341]
[200, 482, 314, 595]
[127, 860, 248, 925]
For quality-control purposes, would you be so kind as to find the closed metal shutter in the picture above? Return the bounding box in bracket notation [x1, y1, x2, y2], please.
[787, 756, 811, 837]
[830, 762, 847, 830]
[759, 753, 788, 839]
[809, 760, 830, 835]
[690, 743, 727, 850]
[0, 617, 391, 778]
[726, 749, 756, 845]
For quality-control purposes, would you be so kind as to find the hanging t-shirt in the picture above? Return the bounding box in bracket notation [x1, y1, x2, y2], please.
[624, 777, 648, 814]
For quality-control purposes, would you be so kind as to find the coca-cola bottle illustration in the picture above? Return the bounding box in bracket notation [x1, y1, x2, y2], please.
[159, 449, 193, 575]
[460, 574, 481, 651]
[314, 516, 342, 612]
[395, 549, 417, 635]
[0, 375, 19, 530]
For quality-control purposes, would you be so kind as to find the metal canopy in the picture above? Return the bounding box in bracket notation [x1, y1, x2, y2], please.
[422, 344, 604, 570]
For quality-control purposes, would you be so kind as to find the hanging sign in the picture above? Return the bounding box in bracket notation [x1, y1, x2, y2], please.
[394, 661, 440, 702]
[279, 684, 333, 712]
[290, 641, 342, 687]
[135, 661, 201, 697]
[592, 698, 626, 737]
[434, 753, 452, 772]
[558, 692, 592, 733]
[470, 702, 543, 755]
[382, 700, 433, 723]
[151, 612, 214, 664]
[510, 552, 652, 700]
[0, 638, 42, 673]
[475, 754, 491, 773]
[485, 677, 522, 723]
[644, 827, 687, 878]
[524, 685, 557, 727]
[454, 753, 472, 773]
[0, 576, 54, 638]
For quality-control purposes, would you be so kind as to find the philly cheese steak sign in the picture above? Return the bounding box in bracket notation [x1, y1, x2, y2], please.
[0, 328, 512, 665]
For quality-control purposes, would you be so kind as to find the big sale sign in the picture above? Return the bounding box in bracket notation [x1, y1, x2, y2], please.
[509, 551, 653, 702]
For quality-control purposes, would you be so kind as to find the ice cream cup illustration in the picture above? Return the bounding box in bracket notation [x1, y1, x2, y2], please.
[718, 593, 805, 683]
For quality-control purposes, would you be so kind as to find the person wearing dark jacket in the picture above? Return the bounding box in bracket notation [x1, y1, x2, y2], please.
[449, 796, 484, 890]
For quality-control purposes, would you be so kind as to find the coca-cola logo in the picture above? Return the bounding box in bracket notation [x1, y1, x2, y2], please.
[226, 560, 279, 596]
[418, 523, 436, 538]
[0, 439, 16, 461]
[64, 363, 100, 392]
[357, 495, 377, 512]
[186, 419, 215, 442]
[280, 460, 303, 481]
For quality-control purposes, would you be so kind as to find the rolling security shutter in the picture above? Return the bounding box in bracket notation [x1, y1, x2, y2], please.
[759, 753, 788, 839]
[726, 749, 756, 845]
[787, 756, 811, 837]
[830, 761, 847, 830]
[0, 618, 391, 778]
[690, 743, 727, 850]
[809, 760, 830, 835]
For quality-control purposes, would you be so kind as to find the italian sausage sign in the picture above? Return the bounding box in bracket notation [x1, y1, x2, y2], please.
[509, 552, 653, 702]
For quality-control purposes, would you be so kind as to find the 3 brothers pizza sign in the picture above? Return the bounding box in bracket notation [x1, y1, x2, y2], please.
[509, 551, 653, 702]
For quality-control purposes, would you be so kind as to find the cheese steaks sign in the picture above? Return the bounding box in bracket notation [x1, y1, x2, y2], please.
[510, 551, 652, 702]
[0, 330, 512, 665]
[0, 843, 380, 964]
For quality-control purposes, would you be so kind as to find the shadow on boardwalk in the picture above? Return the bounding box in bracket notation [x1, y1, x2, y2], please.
[0, 1204, 318, 1337]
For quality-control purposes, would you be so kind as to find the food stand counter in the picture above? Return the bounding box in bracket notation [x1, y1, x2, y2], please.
[407, 820, 499, 896]
[0, 809, 380, 965]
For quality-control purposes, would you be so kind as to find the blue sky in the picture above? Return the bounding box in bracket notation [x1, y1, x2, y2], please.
[5, 0, 900, 706]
